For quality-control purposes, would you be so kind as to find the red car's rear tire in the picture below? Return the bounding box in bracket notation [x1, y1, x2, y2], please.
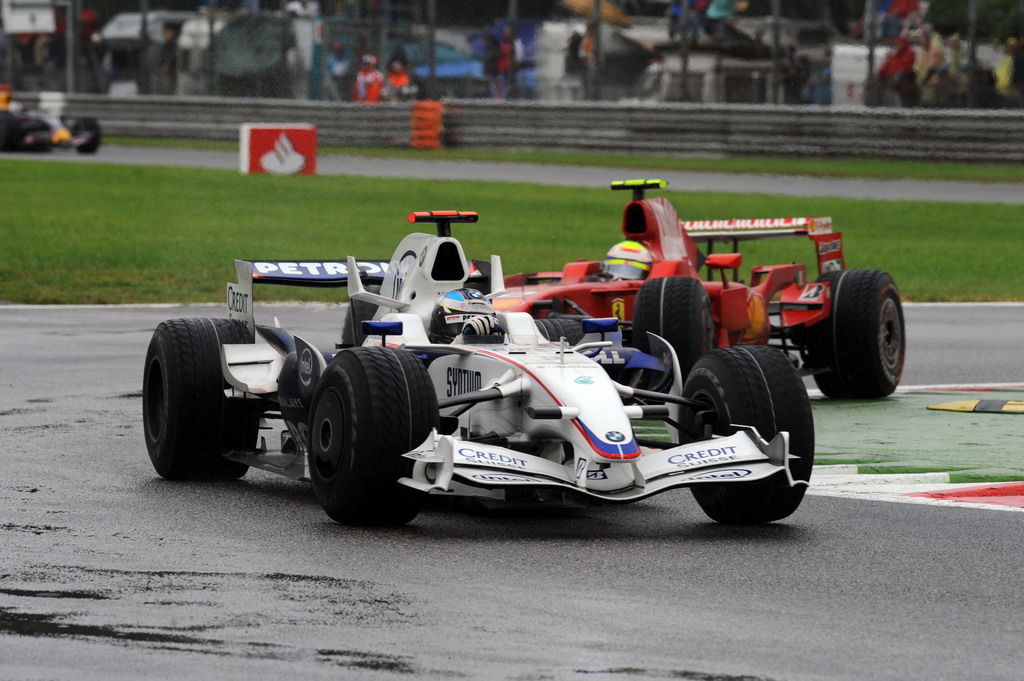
[535, 317, 586, 345]
[806, 269, 905, 398]
[633, 276, 715, 377]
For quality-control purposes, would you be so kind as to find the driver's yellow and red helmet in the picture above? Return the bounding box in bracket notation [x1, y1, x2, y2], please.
[602, 240, 653, 280]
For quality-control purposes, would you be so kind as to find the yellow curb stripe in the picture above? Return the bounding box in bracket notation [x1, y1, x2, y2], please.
[928, 399, 1024, 413]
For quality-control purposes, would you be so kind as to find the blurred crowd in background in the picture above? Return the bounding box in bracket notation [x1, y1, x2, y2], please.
[1, 0, 1023, 108]
[868, 0, 1024, 108]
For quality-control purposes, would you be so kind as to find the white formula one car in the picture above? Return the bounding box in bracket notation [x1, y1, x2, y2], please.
[143, 211, 815, 526]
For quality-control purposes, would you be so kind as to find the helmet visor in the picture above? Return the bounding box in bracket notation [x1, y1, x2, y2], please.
[431, 312, 492, 342]
[603, 258, 650, 280]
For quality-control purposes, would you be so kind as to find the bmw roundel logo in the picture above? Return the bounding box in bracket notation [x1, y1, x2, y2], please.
[299, 348, 314, 387]
[605, 431, 626, 443]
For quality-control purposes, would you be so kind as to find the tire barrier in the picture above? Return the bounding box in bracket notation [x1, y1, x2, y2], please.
[410, 100, 443, 151]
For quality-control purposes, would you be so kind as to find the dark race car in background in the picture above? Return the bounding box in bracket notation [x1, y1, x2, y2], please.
[0, 106, 102, 154]
[495, 179, 905, 399]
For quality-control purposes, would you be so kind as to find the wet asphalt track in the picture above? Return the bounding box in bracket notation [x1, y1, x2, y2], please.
[2, 149, 1024, 680]
[2, 303, 1023, 681]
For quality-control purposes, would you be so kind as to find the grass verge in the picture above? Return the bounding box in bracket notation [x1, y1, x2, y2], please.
[2, 158, 1021, 304]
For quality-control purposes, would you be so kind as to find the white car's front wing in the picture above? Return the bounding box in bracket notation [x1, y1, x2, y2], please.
[399, 428, 803, 503]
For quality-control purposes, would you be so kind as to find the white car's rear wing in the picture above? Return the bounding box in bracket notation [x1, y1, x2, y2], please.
[226, 259, 390, 337]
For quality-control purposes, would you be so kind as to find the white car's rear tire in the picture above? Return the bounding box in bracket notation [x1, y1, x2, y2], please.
[143, 318, 255, 480]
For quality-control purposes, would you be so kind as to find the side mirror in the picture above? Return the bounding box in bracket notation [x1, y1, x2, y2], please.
[361, 321, 403, 346]
[704, 253, 742, 270]
[581, 317, 620, 335]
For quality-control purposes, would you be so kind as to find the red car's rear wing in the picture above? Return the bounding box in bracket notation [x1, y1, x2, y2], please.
[682, 217, 844, 276]
[682, 216, 833, 242]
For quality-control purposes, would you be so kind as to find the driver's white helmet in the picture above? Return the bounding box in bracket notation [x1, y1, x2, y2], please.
[429, 288, 501, 343]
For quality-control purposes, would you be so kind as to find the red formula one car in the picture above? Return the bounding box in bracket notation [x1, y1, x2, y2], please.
[494, 179, 905, 399]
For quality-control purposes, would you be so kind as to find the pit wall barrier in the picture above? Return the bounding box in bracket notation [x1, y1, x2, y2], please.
[14, 93, 1024, 163]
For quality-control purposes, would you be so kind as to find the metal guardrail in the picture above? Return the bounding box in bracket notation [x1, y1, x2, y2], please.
[16, 92, 1024, 163]
[20, 94, 415, 147]
[443, 100, 1024, 163]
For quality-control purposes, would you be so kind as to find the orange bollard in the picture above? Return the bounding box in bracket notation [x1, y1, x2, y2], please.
[410, 100, 443, 150]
